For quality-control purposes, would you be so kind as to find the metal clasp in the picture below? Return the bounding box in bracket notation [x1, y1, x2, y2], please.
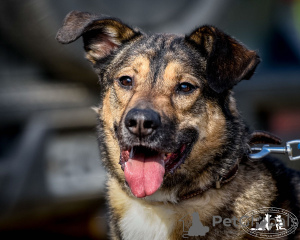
[249, 140, 300, 161]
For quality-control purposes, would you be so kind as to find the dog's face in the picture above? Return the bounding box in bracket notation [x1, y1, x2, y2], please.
[57, 11, 260, 199]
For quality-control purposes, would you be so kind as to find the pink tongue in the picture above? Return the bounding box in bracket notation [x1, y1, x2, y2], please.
[124, 151, 165, 198]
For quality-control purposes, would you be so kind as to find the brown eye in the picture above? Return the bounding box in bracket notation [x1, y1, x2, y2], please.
[177, 82, 196, 94]
[119, 76, 133, 88]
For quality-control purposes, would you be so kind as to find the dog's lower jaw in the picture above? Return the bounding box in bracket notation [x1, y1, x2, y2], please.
[143, 188, 180, 204]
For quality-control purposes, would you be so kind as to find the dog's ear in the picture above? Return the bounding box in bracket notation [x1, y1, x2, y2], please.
[56, 11, 141, 63]
[186, 26, 260, 93]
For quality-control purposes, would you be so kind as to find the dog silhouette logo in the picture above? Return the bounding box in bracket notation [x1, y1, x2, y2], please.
[250, 213, 273, 231]
[180, 212, 209, 238]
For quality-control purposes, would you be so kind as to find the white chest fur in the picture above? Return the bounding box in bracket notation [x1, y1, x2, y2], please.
[119, 198, 176, 240]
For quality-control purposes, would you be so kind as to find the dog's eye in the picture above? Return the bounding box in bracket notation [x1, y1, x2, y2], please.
[119, 76, 133, 87]
[177, 82, 196, 93]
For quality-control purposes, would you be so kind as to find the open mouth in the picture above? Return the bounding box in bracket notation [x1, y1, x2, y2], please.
[119, 144, 191, 198]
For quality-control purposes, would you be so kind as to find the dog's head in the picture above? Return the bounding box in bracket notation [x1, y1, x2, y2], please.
[57, 11, 260, 200]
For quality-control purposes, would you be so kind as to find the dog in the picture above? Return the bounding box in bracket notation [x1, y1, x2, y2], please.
[56, 11, 300, 239]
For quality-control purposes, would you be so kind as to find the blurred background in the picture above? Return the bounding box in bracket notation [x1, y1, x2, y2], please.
[0, 0, 299, 239]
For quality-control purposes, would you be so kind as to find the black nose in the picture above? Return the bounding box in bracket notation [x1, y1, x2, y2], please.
[125, 108, 161, 137]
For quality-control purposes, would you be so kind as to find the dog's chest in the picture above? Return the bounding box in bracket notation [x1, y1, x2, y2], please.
[119, 199, 176, 240]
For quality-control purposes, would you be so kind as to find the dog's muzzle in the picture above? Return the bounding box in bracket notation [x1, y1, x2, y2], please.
[118, 107, 194, 198]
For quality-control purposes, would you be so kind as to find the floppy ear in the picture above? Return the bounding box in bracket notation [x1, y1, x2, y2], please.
[186, 26, 260, 93]
[56, 11, 141, 63]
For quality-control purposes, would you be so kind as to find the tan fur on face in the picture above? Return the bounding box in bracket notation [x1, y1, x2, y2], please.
[112, 59, 202, 118]
[102, 55, 152, 124]
[176, 100, 227, 190]
[103, 57, 227, 183]
[116, 56, 155, 117]
[154, 61, 202, 118]
[115, 56, 151, 82]
[100, 56, 152, 177]
[161, 61, 201, 95]
[101, 89, 124, 178]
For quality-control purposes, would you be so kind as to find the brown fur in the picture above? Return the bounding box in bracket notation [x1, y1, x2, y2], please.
[57, 11, 300, 239]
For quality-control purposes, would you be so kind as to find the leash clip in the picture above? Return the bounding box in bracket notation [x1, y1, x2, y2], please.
[249, 140, 300, 161]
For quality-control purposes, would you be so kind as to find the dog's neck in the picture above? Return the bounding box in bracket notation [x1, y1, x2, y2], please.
[178, 130, 281, 202]
[179, 160, 240, 201]
[143, 160, 240, 204]
[144, 130, 281, 204]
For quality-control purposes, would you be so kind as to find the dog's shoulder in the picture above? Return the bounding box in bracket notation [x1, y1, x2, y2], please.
[261, 156, 300, 207]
